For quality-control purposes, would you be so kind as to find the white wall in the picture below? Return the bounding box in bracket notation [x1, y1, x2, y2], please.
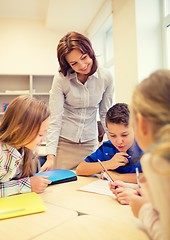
[0, 0, 163, 90]
[87, 0, 163, 104]
[112, 0, 138, 104]
[135, 0, 163, 82]
[0, 19, 60, 75]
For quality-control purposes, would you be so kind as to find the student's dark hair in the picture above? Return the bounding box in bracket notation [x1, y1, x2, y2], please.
[106, 103, 130, 127]
[57, 31, 98, 76]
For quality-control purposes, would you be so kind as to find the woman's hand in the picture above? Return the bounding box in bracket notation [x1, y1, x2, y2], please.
[39, 154, 54, 172]
[30, 175, 52, 194]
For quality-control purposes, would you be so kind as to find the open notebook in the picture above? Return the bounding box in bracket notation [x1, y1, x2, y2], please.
[35, 169, 77, 185]
[0, 192, 46, 220]
[77, 179, 115, 197]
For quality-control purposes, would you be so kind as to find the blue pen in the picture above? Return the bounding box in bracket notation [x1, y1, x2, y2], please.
[136, 167, 141, 196]
[101, 170, 113, 183]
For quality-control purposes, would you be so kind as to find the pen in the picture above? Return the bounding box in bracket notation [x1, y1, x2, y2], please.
[135, 167, 141, 189]
[97, 159, 114, 184]
[101, 170, 113, 183]
[136, 167, 141, 196]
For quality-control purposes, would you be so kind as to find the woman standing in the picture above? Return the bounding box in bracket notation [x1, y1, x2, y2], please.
[40, 32, 114, 170]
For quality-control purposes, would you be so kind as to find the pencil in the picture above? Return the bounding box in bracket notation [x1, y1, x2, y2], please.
[105, 153, 130, 157]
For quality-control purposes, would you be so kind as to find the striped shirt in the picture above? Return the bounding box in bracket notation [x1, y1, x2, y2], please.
[85, 139, 143, 173]
[0, 143, 31, 197]
[46, 66, 114, 156]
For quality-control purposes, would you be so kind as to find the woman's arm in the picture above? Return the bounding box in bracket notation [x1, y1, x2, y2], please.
[99, 68, 114, 135]
[46, 74, 65, 157]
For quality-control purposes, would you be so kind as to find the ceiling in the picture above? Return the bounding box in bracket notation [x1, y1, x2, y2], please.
[0, 0, 106, 33]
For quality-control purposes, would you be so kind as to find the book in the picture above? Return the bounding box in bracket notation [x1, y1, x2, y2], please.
[0, 192, 46, 220]
[35, 169, 77, 185]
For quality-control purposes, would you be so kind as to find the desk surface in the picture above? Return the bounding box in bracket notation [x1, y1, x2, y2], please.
[0, 175, 150, 240]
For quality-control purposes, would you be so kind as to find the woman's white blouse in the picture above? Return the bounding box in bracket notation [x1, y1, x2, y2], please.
[46, 66, 114, 156]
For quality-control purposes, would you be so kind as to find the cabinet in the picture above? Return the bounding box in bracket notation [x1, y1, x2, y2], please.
[0, 74, 53, 121]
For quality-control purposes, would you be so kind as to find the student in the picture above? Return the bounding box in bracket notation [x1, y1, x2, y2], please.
[76, 103, 143, 183]
[0, 95, 51, 198]
[40, 31, 114, 171]
[110, 70, 170, 240]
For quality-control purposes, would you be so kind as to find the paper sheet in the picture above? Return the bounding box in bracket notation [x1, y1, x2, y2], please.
[77, 179, 115, 197]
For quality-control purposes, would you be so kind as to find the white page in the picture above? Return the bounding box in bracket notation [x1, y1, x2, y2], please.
[77, 179, 115, 197]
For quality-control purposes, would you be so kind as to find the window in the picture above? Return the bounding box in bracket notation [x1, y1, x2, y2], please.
[90, 14, 114, 75]
[162, 0, 170, 68]
[90, 14, 114, 120]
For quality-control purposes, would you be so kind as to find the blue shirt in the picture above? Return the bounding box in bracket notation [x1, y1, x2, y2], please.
[46, 66, 114, 156]
[85, 139, 143, 173]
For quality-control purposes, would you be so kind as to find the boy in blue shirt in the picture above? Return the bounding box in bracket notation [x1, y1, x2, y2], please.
[76, 103, 143, 183]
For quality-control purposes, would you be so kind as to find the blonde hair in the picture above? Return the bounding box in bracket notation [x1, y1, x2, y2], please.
[0, 95, 50, 177]
[148, 124, 170, 174]
[131, 70, 170, 239]
[131, 69, 170, 166]
[131, 70, 170, 138]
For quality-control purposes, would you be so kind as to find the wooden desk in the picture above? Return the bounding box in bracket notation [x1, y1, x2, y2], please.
[34, 215, 148, 240]
[0, 176, 150, 240]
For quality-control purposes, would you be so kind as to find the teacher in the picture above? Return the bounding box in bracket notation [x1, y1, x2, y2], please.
[40, 31, 114, 170]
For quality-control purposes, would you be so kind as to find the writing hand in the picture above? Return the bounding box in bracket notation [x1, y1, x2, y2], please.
[113, 187, 138, 205]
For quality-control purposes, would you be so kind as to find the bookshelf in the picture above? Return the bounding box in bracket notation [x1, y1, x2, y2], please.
[0, 74, 53, 121]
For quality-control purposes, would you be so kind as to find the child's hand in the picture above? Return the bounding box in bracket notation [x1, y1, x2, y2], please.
[107, 152, 129, 170]
[30, 175, 52, 194]
[109, 180, 132, 189]
[130, 194, 148, 218]
[108, 180, 120, 190]
[113, 187, 138, 205]
[100, 171, 119, 181]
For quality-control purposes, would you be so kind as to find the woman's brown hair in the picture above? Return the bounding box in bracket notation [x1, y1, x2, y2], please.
[0, 95, 50, 177]
[57, 31, 98, 76]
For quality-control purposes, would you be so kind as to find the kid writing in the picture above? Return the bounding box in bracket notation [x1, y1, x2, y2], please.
[110, 70, 170, 240]
[76, 103, 143, 183]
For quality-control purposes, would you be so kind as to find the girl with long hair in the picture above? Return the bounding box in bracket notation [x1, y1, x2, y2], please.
[0, 95, 51, 197]
[110, 70, 170, 240]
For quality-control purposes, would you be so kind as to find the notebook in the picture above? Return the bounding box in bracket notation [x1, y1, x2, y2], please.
[35, 169, 77, 185]
[77, 179, 115, 197]
[0, 192, 46, 220]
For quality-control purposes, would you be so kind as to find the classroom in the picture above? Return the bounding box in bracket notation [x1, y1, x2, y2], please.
[0, 0, 170, 240]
